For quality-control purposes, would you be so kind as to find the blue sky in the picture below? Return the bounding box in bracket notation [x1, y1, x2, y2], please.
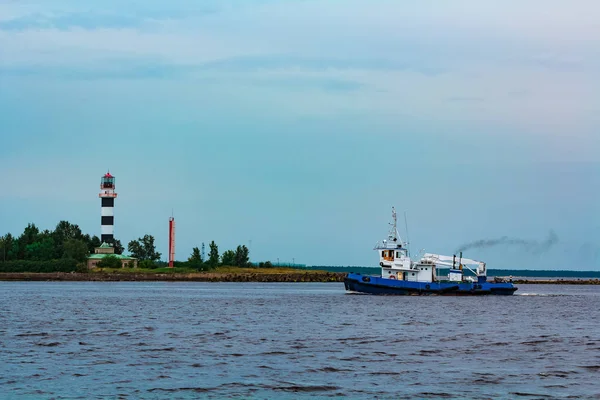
[0, 0, 598, 269]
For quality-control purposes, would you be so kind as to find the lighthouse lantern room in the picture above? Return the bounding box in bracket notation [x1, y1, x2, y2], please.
[99, 172, 118, 243]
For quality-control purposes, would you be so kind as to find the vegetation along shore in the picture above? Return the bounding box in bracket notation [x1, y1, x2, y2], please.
[1, 221, 599, 284]
[1, 220, 277, 273]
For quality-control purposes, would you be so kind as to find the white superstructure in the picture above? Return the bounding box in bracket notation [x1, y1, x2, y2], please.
[375, 207, 488, 283]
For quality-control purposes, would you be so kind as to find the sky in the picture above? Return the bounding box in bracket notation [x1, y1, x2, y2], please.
[0, 0, 598, 269]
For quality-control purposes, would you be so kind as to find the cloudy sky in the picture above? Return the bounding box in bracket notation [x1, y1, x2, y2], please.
[0, 0, 598, 269]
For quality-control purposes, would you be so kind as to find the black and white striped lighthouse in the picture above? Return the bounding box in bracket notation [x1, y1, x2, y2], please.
[99, 172, 117, 243]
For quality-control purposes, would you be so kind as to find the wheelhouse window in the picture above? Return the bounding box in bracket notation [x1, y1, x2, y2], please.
[382, 250, 394, 261]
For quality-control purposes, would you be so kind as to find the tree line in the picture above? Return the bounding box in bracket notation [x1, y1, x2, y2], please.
[0, 221, 123, 263]
[97, 239, 254, 271]
[0, 221, 123, 272]
[0, 221, 262, 272]
[183, 241, 251, 270]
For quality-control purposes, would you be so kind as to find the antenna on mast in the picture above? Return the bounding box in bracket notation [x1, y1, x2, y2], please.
[404, 211, 411, 257]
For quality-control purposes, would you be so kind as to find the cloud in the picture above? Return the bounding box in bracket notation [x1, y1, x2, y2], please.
[0, 27, 268, 68]
[2, 1, 599, 77]
[188, 55, 413, 73]
[0, 12, 143, 30]
[0, 0, 222, 28]
[0, 0, 599, 159]
[0, 62, 195, 80]
[445, 96, 485, 104]
[0, 61, 367, 94]
[0, 52, 444, 83]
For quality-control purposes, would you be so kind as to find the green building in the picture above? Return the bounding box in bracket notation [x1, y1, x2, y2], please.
[87, 242, 137, 269]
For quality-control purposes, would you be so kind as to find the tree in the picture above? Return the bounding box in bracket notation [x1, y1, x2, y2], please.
[16, 223, 40, 259]
[208, 241, 219, 268]
[138, 259, 158, 269]
[63, 239, 89, 262]
[5, 234, 18, 261]
[187, 247, 204, 270]
[128, 240, 144, 260]
[20, 223, 40, 243]
[188, 247, 202, 262]
[234, 245, 250, 268]
[82, 234, 102, 254]
[91, 235, 102, 249]
[141, 236, 161, 260]
[106, 238, 124, 255]
[97, 255, 123, 269]
[25, 236, 55, 261]
[128, 235, 161, 261]
[52, 220, 83, 258]
[53, 221, 83, 242]
[221, 250, 235, 266]
[0, 234, 15, 262]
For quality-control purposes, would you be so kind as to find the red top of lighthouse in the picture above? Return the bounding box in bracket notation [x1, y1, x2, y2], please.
[100, 171, 116, 191]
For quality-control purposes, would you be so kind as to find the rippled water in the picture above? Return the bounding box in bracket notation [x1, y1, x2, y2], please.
[1, 282, 599, 399]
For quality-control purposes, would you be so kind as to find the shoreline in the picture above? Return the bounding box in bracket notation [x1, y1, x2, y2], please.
[0, 272, 599, 284]
[0, 271, 347, 282]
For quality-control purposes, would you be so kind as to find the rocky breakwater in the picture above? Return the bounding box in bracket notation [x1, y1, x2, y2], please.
[512, 278, 600, 285]
[0, 271, 348, 283]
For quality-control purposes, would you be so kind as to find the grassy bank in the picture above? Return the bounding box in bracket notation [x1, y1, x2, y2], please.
[89, 266, 310, 275]
[0, 266, 346, 282]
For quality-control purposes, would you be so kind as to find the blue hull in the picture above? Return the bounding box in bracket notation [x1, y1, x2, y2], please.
[344, 273, 517, 296]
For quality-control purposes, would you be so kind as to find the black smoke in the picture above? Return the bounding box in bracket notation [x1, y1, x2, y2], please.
[455, 230, 558, 255]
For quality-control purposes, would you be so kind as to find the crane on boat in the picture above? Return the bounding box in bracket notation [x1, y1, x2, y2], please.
[419, 252, 487, 278]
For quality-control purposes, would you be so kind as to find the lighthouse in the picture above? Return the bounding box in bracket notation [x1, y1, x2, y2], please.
[99, 172, 117, 243]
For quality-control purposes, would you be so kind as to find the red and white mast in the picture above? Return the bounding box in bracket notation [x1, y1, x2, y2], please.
[168, 216, 175, 268]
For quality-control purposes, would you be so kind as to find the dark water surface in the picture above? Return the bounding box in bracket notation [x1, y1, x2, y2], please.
[1, 282, 599, 399]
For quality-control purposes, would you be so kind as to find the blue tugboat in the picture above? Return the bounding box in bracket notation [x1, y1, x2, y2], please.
[344, 208, 517, 296]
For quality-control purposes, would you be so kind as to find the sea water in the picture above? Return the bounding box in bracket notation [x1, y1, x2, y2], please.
[1, 282, 599, 399]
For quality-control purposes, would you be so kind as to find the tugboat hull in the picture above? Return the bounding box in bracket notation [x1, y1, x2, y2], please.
[344, 273, 517, 296]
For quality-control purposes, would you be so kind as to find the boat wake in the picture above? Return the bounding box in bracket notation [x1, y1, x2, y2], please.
[517, 293, 568, 297]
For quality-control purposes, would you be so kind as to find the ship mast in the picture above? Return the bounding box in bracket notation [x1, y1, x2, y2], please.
[388, 207, 400, 243]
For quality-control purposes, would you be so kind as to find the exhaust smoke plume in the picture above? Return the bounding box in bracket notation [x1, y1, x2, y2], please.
[456, 230, 558, 255]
